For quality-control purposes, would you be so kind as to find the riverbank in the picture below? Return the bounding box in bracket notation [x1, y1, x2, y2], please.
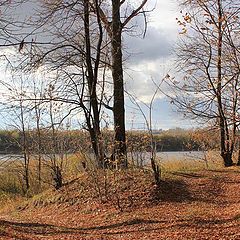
[0, 166, 239, 239]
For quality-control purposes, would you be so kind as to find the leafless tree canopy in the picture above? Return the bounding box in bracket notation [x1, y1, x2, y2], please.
[166, 0, 240, 166]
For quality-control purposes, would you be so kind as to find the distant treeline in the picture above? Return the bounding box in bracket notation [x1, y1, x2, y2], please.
[0, 129, 88, 154]
[0, 128, 220, 154]
[0, 130, 20, 153]
[127, 128, 219, 152]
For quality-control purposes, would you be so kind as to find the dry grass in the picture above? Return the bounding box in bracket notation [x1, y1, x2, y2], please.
[0, 152, 240, 239]
[158, 151, 224, 176]
[0, 166, 240, 239]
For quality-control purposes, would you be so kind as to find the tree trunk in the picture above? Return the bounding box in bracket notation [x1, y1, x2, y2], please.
[20, 102, 30, 192]
[216, 0, 233, 167]
[53, 166, 63, 190]
[111, 0, 127, 168]
[84, 0, 105, 168]
[23, 152, 30, 191]
[237, 154, 240, 166]
[88, 126, 105, 168]
[237, 139, 240, 166]
[221, 151, 233, 167]
[219, 119, 233, 167]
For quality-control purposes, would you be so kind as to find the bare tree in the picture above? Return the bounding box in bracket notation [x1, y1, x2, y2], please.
[95, 0, 149, 168]
[31, 79, 45, 188]
[167, 0, 240, 166]
[128, 78, 162, 186]
[0, 0, 150, 171]
[10, 0, 111, 168]
[1, 76, 32, 193]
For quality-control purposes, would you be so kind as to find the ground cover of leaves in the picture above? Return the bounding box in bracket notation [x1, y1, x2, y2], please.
[0, 168, 239, 240]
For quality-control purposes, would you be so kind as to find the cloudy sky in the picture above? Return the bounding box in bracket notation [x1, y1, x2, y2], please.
[123, 0, 194, 130]
[0, 0, 196, 130]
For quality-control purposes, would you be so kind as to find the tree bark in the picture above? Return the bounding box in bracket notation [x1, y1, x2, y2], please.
[216, 0, 233, 167]
[20, 101, 30, 192]
[84, 0, 105, 167]
[111, 0, 127, 168]
[237, 149, 240, 166]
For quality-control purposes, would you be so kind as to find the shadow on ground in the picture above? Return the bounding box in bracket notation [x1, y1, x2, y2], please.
[0, 216, 239, 238]
[152, 172, 226, 204]
[152, 179, 193, 202]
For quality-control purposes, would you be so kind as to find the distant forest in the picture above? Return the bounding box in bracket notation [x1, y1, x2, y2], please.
[0, 128, 219, 154]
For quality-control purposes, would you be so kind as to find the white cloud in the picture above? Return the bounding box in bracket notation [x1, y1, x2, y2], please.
[149, 0, 179, 30]
[123, 0, 180, 104]
[125, 57, 175, 104]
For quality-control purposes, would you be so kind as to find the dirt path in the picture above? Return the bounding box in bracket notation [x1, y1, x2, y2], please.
[0, 169, 239, 240]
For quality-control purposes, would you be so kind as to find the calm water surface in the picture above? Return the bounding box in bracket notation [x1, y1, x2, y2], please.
[0, 151, 212, 164]
[156, 151, 206, 161]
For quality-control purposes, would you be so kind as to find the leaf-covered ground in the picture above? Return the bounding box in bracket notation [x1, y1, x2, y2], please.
[0, 168, 239, 240]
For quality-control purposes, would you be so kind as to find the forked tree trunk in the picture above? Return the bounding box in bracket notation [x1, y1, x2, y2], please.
[94, 1, 148, 169]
